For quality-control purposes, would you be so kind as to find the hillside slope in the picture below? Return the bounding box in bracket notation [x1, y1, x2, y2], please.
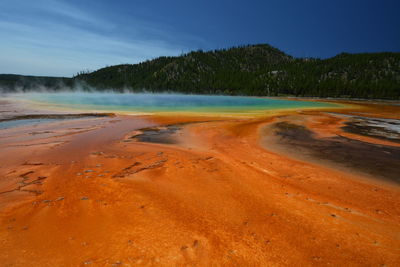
[1, 44, 399, 99]
[76, 44, 400, 99]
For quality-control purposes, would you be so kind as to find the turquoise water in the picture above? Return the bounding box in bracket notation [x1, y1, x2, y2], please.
[0, 118, 60, 130]
[20, 93, 336, 114]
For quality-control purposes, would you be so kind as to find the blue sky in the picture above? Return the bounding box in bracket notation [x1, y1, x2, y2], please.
[0, 0, 399, 77]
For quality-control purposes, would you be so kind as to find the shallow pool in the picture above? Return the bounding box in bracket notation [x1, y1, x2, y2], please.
[17, 92, 337, 114]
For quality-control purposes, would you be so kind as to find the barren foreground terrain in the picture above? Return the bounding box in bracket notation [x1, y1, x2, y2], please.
[0, 100, 399, 266]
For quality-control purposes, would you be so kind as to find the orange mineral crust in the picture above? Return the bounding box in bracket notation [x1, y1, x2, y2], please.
[0, 103, 399, 266]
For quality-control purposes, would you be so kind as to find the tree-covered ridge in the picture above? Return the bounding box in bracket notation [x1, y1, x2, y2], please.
[1, 44, 399, 99]
[76, 44, 400, 99]
[279, 52, 400, 98]
[75, 44, 294, 94]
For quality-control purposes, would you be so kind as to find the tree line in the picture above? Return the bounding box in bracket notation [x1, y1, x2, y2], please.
[1, 44, 399, 99]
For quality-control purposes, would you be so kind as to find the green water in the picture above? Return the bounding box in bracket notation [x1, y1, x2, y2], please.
[20, 92, 337, 114]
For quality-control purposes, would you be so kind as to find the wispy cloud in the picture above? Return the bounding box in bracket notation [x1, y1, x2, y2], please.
[0, 0, 200, 76]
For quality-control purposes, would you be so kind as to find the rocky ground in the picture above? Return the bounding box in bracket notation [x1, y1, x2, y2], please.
[0, 99, 399, 266]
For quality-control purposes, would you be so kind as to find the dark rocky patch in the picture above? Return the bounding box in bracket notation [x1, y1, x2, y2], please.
[341, 116, 400, 143]
[131, 125, 181, 144]
[273, 122, 400, 184]
[0, 113, 114, 122]
[130, 120, 215, 145]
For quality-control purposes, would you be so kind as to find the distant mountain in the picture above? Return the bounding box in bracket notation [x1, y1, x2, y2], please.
[1, 44, 399, 99]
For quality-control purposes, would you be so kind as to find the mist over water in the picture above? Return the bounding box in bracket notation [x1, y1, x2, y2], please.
[11, 92, 335, 114]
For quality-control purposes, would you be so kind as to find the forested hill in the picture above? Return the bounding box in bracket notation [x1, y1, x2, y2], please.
[76, 44, 400, 99]
[1, 44, 399, 99]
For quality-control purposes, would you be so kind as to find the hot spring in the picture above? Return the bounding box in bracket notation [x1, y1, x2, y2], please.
[14, 92, 338, 115]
